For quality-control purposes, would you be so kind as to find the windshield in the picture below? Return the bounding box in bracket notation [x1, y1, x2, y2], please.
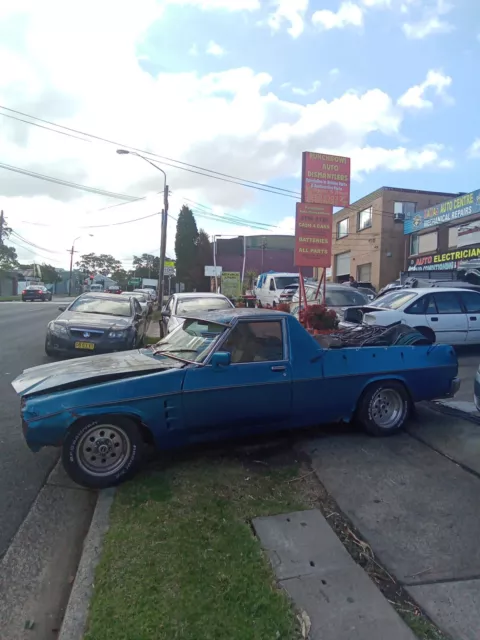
[176, 297, 232, 314]
[374, 291, 418, 309]
[275, 277, 299, 290]
[325, 289, 368, 306]
[68, 296, 132, 317]
[122, 293, 146, 302]
[153, 318, 226, 363]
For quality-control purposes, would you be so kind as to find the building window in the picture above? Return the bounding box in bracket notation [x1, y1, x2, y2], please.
[357, 207, 372, 231]
[335, 252, 351, 279]
[336, 218, 349, 239]
[357, 263, 372, 282]
[418, 231, 438, 254]
[394, 202, 416, 221]
[410, 234, 419, 255]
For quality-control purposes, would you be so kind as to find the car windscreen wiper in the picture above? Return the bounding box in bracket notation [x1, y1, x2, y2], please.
[153, 348, 198, 354]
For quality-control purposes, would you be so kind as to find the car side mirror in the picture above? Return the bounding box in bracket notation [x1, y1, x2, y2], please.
[343, 308, 364, 324]
[211, 351, 231, 368]
[161, 309, 171, 317]
[58, 305, 66, 312]
[135, 312, 143, 320]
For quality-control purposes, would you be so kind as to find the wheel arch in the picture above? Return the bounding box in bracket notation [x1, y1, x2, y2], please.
[355, 375, 413, 416]
[67, 410, 155, 446]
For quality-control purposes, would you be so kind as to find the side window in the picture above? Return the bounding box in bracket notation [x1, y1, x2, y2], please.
[220, 321, 284, 363]
[269, 279, 276, 291]
[432, 293, 463, 314]
[306, 287, 318, 302]
[133, 299, 142, 315]
[425, 295, 437, 315]
[166, 297, 174, 313]
[460, 291, 480, 314]
[405, 295, 428, 315]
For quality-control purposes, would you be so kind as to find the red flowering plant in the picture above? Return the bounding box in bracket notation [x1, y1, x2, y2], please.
[299, 304, 338, 331]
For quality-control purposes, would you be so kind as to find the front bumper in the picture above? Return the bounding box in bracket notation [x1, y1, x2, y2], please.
[47, 331, 132, 355]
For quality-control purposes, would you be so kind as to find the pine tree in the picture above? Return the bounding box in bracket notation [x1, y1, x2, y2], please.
[194, 229, 213, 291]
[174, 206, 199, 291]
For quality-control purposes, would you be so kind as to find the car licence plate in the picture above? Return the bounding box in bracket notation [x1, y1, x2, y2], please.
[75, 341, 95, 350]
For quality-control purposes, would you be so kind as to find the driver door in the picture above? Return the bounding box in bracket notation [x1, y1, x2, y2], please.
[182, 319, 292, 435]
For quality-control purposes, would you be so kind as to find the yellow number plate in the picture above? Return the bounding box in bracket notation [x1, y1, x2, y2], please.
[75, 341, 95, 350]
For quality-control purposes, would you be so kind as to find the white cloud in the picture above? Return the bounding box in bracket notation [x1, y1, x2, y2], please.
[329, 68, 340, 77]
[312, 2, 363, 30]
[267, 0, 309, 38]
[351, 144, 454, 176]
[397, 69, 453, 108]
[0, 0, 453, 267]
[468, 139, 480, 159]
[403, 0, 454, 39]
[291, 81, 321, 96]
[166, 0, 260, 10]
[206, 40, 226, 56]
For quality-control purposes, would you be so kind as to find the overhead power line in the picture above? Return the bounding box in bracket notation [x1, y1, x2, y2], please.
[0, 104, 301, 199]
[0, 161, 140, 202]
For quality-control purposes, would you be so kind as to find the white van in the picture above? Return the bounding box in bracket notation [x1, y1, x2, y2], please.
[89, 284, 103, 292]
[255, 272, 299, 308]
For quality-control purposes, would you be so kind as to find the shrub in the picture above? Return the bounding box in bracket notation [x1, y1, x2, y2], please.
[299, 304, 338, 330]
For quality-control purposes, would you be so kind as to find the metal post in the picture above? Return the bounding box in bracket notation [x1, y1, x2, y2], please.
[68, 246, 74, 296]
[213, 236, 218, 293]
[158, 203, 168, 309]
[0, 210, 4, 245]
[241, 235, 247, 291]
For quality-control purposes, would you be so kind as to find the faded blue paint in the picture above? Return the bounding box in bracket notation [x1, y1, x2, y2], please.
[13, 309, 459, 454]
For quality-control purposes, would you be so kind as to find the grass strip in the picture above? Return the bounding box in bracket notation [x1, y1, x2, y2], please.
[85, 453, 306, 640]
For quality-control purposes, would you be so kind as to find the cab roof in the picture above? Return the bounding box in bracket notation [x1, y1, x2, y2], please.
[180, 307, 289, 325]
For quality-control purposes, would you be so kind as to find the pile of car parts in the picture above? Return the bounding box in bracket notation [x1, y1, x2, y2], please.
[315, 322, 432, 349]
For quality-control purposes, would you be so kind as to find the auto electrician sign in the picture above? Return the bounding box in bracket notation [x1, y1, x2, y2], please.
[404, 188, 480, 234]
[408, 245, 480, 271]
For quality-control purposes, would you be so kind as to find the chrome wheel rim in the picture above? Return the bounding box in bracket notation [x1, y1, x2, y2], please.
[76, 424, 131, 477]
[370, 388, 404, 429]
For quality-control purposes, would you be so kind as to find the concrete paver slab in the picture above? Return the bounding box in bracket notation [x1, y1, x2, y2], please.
[253, 509, 416, 640]
[409, 405, 480, 475]
[0, 484, 96, 640]
[252, 509, 352, 579]
[408, 580, 480, 640]
[302, 434, 480, 584]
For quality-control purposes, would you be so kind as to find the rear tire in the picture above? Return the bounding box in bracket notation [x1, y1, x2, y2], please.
[62, 415, 144, 488]
[413, 326, 436, 343]
[356, 380, 410, 437]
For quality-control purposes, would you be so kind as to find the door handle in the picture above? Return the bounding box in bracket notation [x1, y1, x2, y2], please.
[470, 317, 477, 321]
[271, 365, 286, 372]
[430, 317, 438, 322]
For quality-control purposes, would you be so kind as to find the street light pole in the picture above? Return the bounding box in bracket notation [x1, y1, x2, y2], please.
[117, 149, 169, 309]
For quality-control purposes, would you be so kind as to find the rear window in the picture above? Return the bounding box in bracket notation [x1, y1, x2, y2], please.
[325, 289, 368, 306]
[375, 291, 418, 309]
[176, 297, 232, 314]
[27, 286, 45, 290]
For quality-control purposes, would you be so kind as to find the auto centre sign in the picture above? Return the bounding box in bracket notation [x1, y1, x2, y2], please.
[408, 245, 480, 272]
[404, 188, 480, 234]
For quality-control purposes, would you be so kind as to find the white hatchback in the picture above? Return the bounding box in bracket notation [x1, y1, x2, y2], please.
[357, 287, 480, 345]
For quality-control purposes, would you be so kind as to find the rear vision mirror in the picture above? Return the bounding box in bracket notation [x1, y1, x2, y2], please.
[343, 308, 364, 324]
[58, 305, 66, 312]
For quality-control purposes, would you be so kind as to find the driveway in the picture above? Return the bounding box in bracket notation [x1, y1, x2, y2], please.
[0, 300, 70, 557]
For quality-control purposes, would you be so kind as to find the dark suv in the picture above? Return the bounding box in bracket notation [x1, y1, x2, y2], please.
[22, 286, 52, 302]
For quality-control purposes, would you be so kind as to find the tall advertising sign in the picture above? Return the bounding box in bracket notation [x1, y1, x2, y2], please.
[301, 152, 351, 208]
[294, 203, 333, 268]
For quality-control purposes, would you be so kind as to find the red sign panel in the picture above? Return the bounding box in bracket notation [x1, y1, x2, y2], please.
[295, 203, 333, 268]
[301, 152, 350, 207]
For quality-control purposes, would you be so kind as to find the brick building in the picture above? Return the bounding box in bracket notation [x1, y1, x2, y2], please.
[331, 186, 461, 290]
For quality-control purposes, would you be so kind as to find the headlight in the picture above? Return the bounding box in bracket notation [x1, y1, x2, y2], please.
[108, 330, 126, 338]
[50, 322, 68, 335]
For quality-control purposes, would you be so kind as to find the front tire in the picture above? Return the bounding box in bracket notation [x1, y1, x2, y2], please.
[62, 416, 144, 488]
[45, 336, 55, 357]
[356, 381, 410, 437]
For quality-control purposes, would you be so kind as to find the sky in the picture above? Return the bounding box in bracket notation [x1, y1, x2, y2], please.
[0, 0, 479, 271]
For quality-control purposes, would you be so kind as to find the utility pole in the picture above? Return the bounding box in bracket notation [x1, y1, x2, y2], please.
[0, 210, 4, 246]
[158, 183, 169, 309]
[68, 245, 75, 297]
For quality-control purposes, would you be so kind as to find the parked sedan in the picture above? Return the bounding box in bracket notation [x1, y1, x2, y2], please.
[45, 292, 146, 357]
[105, 285, 122, 294]
[22, 285, 52, 302]
[290, 283, 369, 321]
[120, 291, 152, 316]
[343, 287, 480, 345]
[161, 292, 235, 336]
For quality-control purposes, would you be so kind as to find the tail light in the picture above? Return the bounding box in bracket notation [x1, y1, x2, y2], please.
[22, 290, 27, 294]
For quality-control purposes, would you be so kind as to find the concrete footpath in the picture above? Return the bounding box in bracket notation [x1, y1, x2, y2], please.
[254, 509, 416, 639]
[302, 404, 480, 640]
[0, 462, 96, 640]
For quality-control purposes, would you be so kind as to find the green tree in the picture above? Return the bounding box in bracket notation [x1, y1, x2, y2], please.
[41, 263, 61, 284]
[0, 214, 18, 295]
[76, 253, 122, 277]
[193, 229, 212, 291]
[174, 205, 199, 291]
[132, 254, 160, 279]
[111, 268, 131, 289]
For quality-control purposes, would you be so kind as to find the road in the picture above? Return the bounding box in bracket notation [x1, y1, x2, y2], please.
[0, 300, 70, 557]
